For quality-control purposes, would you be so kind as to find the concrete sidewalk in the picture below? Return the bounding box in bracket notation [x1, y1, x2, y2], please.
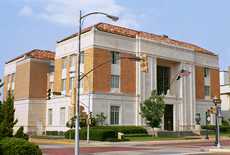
[31, 136, 230, 147]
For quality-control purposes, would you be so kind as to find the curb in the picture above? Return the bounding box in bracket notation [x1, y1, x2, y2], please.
[209, 148, 230, 153]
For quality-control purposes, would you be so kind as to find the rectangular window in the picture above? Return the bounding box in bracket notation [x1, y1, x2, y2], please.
[60, 107, 66, 125]
[61, 79, 66, 92]
[62, 57, 67, 69]
[110, 106, 120, 125]
[69, 77, 75, 91]
[70, 55, 76, 67]
[80, 51, 84, 64]
[111, 75, 120, 88]
[11, 73, 15, 83]
[80, 79, 84, 89]
[204, 85, 211, 97]
[204, 68, 209, 78]
[50, 82, 54, 91]
[157, 66, 170, 95]
[111, 51, 119, 64]
[48, 109, 53, 125]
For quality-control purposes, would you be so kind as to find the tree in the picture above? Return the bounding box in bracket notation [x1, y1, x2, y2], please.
[0, 92, 18, 138]
[95, 113, 107, 126]
[0, 78, 4, 103]
[140, 90, 165, 128]
[14, 126, 29, 140]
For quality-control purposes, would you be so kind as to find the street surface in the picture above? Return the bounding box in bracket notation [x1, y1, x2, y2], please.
[40, 139, 230, 155]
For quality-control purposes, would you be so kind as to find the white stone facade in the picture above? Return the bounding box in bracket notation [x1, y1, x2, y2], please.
[44, 27, 219, 132]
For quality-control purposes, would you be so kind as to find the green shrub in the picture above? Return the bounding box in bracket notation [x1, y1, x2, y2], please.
[14, 126, 29, 140]
[0, 137, 42, 155]
[201, 125, 230, 132]
[124, 133, 150, 137]
[91, 126, 147, 134]
[65, 128, 117, 141]
[46, 131, 64, 136]
[222, 119, 230, 126]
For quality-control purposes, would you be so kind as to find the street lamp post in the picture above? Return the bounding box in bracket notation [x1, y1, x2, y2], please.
[205, 111, 210, 139]
[213, 96, 222, 148]
[75, 10, 119, 155]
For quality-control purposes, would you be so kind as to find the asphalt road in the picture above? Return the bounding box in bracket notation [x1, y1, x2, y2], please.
[41, 139, 230, 155]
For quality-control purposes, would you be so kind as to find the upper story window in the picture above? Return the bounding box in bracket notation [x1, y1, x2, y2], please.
[111, 51, 119, 64]
[11, 73, 15, 84]
[50, 82, 54, 91]
[111, 75, 120, 89]
[69, 77, 75, 91]
[157, 66, 170, 95]
[62, 57, 68, 69]
[70, 55, 76, 67]
[204, 68, 210, 78]
[80, 79, 84, 89]
[61, 79, 66, 92]
[80, 51, 84, 64]
[204, 85, 211, 98]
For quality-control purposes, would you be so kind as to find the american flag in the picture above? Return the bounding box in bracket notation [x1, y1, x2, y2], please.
[176, 69, 191, 80]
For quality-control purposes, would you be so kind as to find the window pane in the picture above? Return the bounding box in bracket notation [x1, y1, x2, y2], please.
[61, 79, 66, 91]
[80, 51, 84, 64]
[80, 79, 83, 88]
[69, 77, 75, 90]
[204, 68, 209, 78]
[110, 106, 120, 125]
[70, 55, 76, 67]
[204, 86, 210, 97]
[62, 57, 67, 69]
[111, 75, 120, 88]
[48, 109, 53, 125]
[112, 52, 119, 64]
[60, 107, 66, 125]
[50, 82, 54, 91]
[157, 66, 170, 95]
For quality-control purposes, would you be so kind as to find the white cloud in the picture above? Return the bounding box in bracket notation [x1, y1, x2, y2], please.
[19, 5, 33, 16]
[18, 0, 140, 28]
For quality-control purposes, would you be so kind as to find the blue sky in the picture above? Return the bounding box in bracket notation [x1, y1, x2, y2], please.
[1, 0, 230, 79]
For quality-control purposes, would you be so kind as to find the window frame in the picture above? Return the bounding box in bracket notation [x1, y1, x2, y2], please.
[80, 51, 84, 64]
[110, 106, 120, 125]
[111, 51, 120, 64]
[111, 75, 120, 89]
[59, 107, 66, 126]
[69, 77, 75, 91]
[61, 79, 66, 92]
[48, 108, 53, 126]
[62, 57, 68, 69]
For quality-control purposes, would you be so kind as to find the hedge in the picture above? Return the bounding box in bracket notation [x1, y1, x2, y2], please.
[91, 126, 147, 134]
[65, 128, 117, 141]
[0, 138, 42, 155]
[201, 125, 230, 132]
[46, 131, 64, 136]
[65, 126, 146, 141]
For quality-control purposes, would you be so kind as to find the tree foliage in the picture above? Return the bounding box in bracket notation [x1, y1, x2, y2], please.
[14, 126, 29, 140]
[140, 90, 165, 128]
[95, 113, 107, 126]
[0, 92, 18, 138]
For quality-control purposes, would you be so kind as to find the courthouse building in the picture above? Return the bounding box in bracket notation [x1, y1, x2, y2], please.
[3, 23, 220, 134]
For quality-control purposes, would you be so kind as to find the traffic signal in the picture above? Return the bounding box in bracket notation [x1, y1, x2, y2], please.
[140, 54, 148, 73]
[47, 89, 51, 100]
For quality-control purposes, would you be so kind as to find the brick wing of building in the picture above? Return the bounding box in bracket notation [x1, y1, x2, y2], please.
[3, 23, 219, 134]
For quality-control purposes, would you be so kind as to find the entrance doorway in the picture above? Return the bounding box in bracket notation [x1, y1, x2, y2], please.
[164, 104, 173, 131]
